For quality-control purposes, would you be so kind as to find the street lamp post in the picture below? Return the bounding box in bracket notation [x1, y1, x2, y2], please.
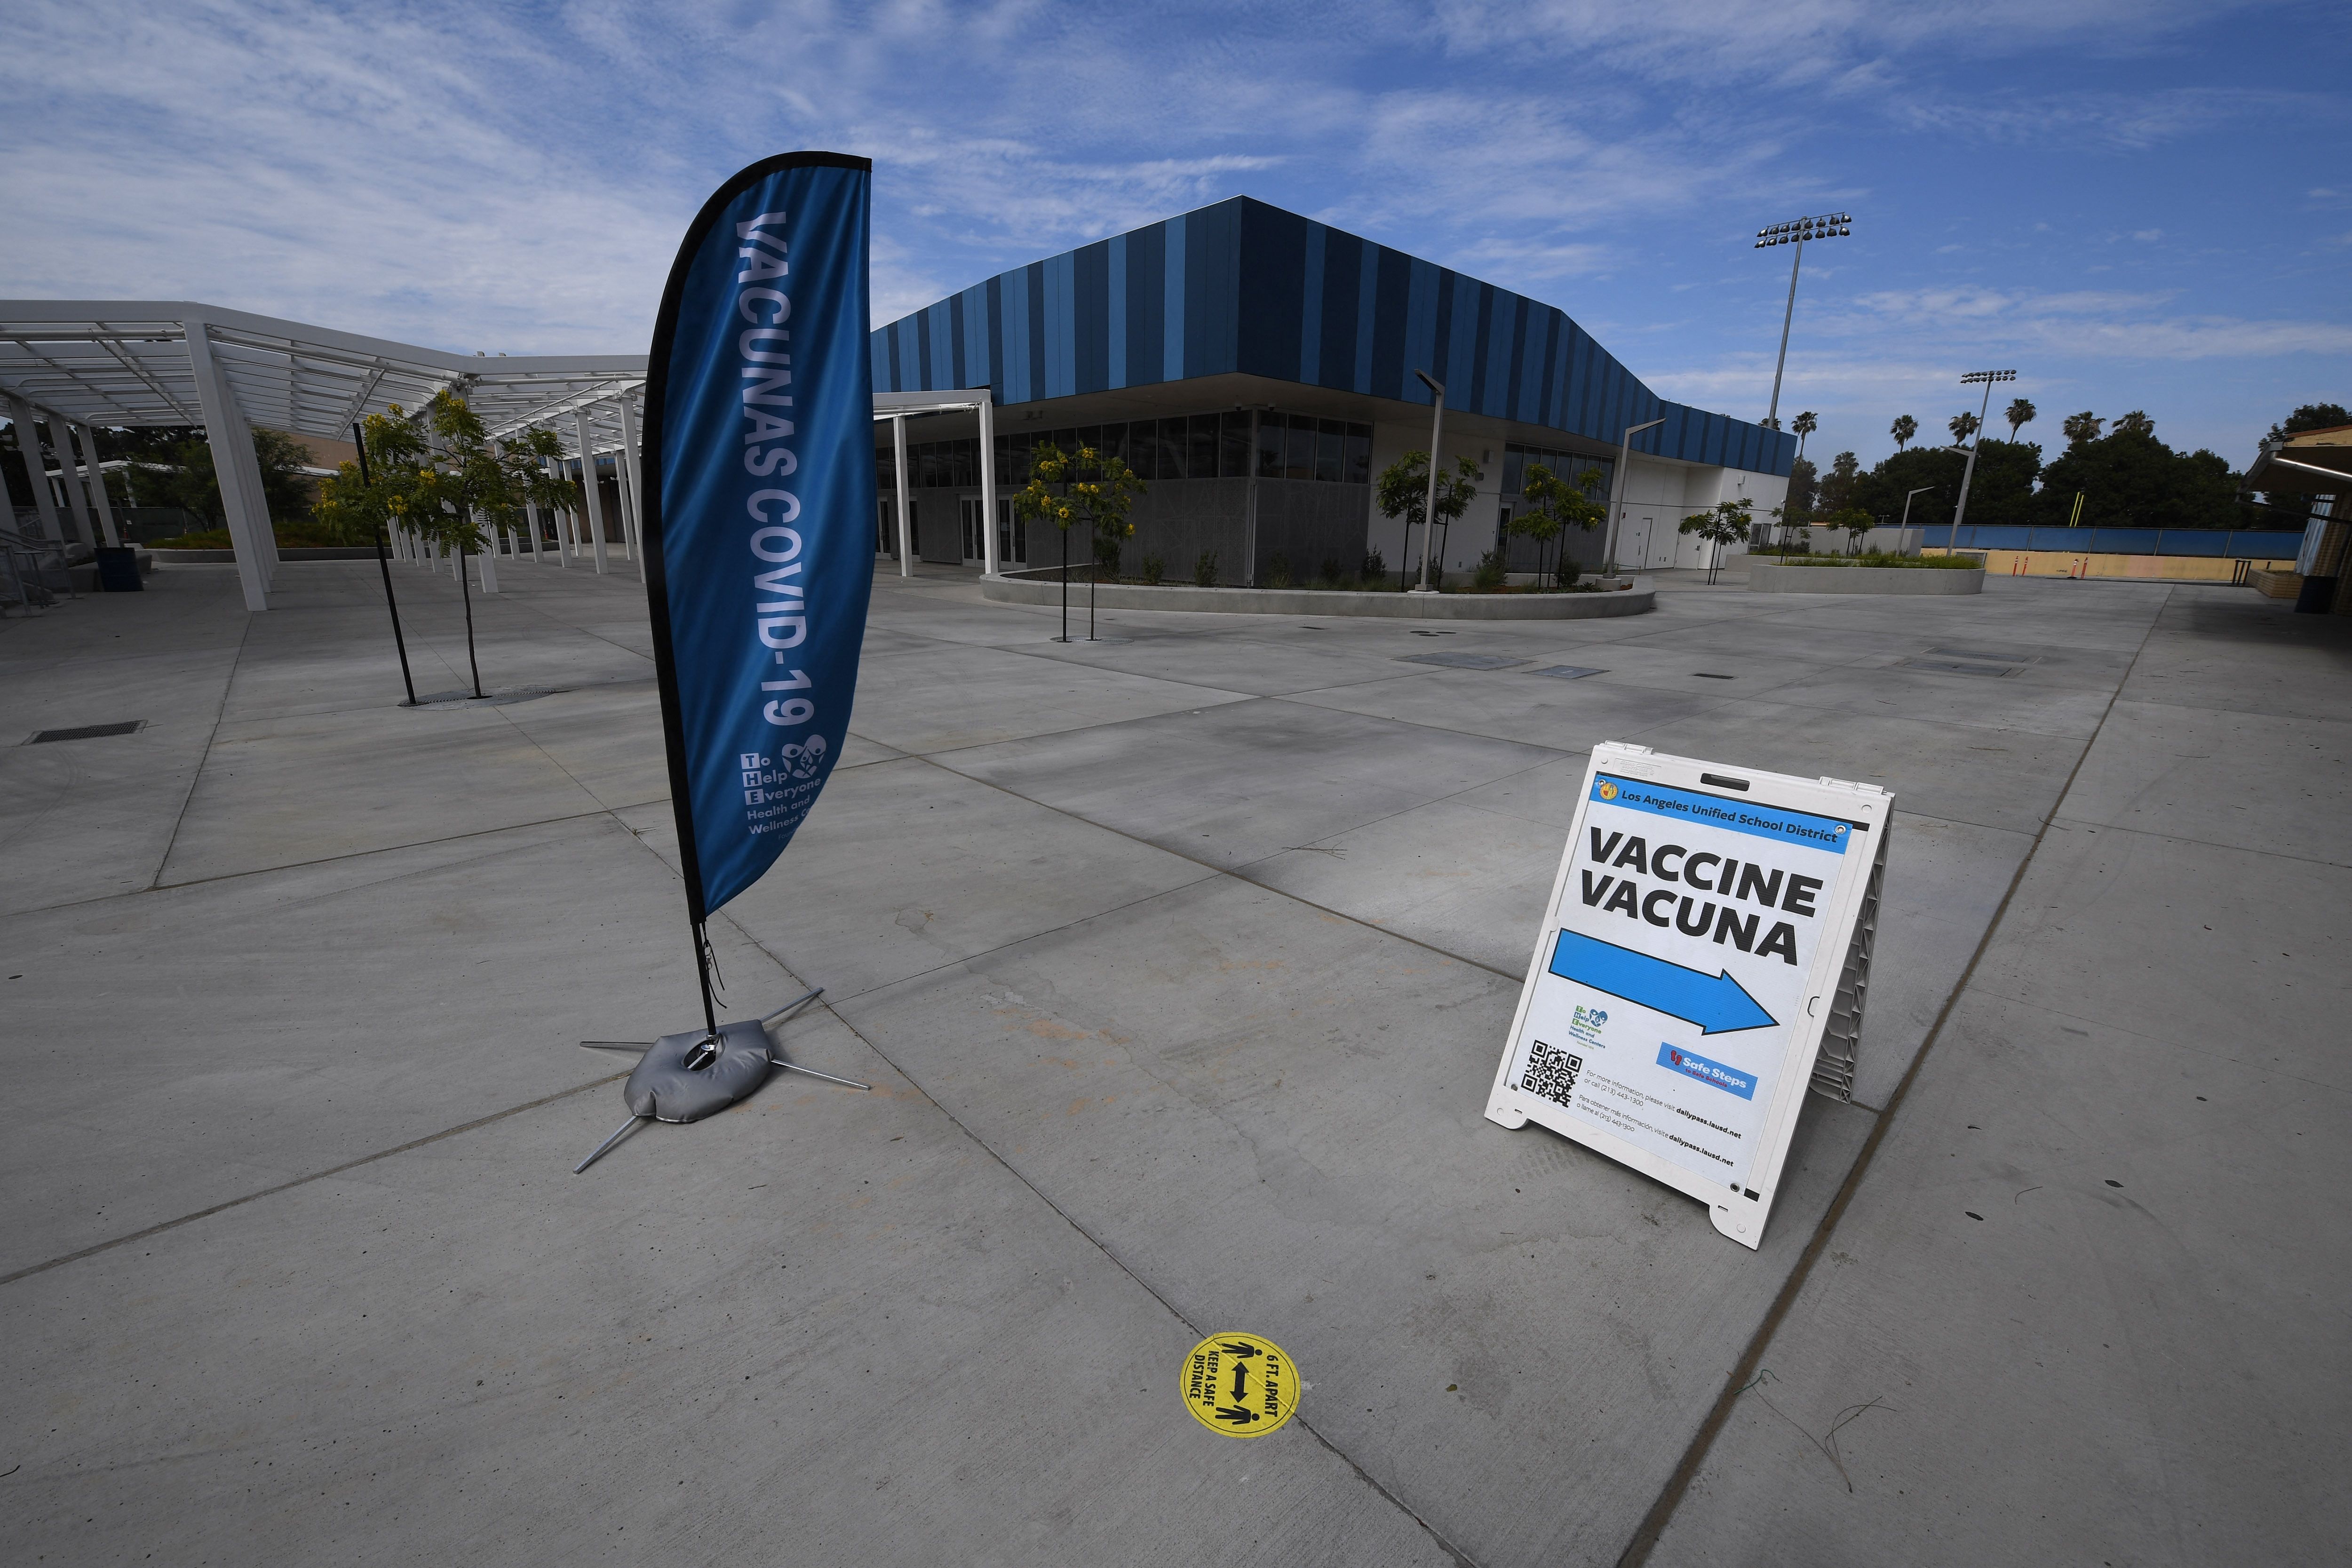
[1411, 369, 1444, 594]
[1755, 213, 1851, 430]
[1602, 416, 1667, 578]
[1948, 369, 2016, 549]
[1899, 485, 1933, 535]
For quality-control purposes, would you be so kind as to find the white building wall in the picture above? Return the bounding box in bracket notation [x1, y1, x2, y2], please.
[1362, 423, 1790, 579]
[1613, 459, 1788, 571]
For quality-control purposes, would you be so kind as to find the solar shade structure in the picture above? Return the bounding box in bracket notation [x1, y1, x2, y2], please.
[0, 300, 649, 610]
[871, 197, 1794, 480]
[0, 302, 643, 450]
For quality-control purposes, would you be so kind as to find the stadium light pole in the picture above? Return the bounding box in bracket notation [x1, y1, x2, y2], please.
[1947, 369, 2017, 549]
[1755, 212, 1852, 430]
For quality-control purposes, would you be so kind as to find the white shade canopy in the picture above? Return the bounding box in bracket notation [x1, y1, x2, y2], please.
[2, 300, 651, 611]
[0, 300, 644, 458]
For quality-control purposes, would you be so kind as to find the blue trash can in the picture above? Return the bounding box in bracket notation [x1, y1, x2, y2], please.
[96, 546, 143, 592]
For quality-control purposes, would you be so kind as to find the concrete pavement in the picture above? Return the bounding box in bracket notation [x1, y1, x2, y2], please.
[1, 556, 2341, 1565]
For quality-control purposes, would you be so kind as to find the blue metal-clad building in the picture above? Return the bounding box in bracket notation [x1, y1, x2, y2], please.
[871, 196, 1791, 582]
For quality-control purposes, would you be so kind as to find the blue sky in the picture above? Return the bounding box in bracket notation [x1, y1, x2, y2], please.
[4, 1, 2346, 469]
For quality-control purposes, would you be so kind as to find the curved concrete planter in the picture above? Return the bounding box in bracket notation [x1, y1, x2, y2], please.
[1748, 563, 1984, 595]
[981, 575, 1655, 619]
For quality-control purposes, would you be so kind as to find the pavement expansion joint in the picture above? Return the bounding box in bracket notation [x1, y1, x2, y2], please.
[1614, 585, 2174, 1566]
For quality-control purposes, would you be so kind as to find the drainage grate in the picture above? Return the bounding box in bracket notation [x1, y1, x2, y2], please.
[1531, 665, 1607, 680]
[1692, 672, 1736, 680]
[1895, 657, 2018, 677]
[26, 721, 144, 744]
[1926, 644, 2040, 665]
[1399, 652, 1531, 670]
[1407, 629, 1456, 637]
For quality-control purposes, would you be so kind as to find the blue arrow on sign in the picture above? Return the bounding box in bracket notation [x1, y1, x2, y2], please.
[1549, 930, 1777, 1035]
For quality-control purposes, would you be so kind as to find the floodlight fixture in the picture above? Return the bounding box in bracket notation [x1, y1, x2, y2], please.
[1754, 212, 1852, 249]
[1756, 212, 1854, 430]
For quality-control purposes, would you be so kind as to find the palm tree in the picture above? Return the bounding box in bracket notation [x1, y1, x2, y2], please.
[1889, 414, 1917, 451]
[2062, 410, 2103, 446]
[1949, 412, 1980, 445]
[2114, 410, 2154, 438]
[2005, 398, 2036, 442]
[1792, 411, 1817, 461]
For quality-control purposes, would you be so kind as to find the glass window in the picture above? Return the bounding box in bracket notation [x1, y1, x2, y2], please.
[1076, 427, 1103, 466]
[1345, 424, 1372, 485]
[1503, 447, 1525, 495]
[1122, 424, 1152, 480]
[1285, 418, 1315, 480]
[1137, 418, 1169, 479]
[1315, 418, 1344, 483]
[1053, 429, 1078, 459]
[1188, 414, 1220, 480]
[1220, 411, 1253, 478]
[1255, 412, 1282, 478]
[1098, 422, 1128, 470]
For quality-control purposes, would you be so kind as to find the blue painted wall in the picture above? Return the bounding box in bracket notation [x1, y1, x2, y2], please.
[872, 196, 1793, 478]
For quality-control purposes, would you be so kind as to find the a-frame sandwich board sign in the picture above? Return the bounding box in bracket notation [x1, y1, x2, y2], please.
[1485, 743, 1891, 1249]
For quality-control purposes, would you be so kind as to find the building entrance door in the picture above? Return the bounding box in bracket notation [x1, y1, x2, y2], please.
[876, 496, 898, 557]
[1623, 515, 1652, 570]
[960, 497, 984, 564]
[961, 496, 1022, 565]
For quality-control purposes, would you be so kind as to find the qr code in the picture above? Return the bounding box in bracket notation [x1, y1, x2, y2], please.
[1519, 1040, 1582, 1106]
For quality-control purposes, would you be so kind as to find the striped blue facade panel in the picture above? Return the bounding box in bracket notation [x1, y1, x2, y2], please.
[871, 196, 1791, 476]
[1163, 215, 1185, 382]
[1297, 221, 1325, 385]
[1107, 234, 1128, 389]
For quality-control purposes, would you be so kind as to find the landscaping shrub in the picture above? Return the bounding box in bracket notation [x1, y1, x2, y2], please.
[1264, 552, 1293, 589]
[1141, 554, 1164, 585]
[1192, 549, 1219, 586]
[1473, 549, 1508, 589]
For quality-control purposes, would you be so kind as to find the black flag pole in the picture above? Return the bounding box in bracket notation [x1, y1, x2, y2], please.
[353, 422, 418, 707]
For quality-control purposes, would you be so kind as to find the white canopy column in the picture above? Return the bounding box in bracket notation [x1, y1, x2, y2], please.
[48, 412, 95, 544]
[473, 508, 499, 593]
[74, 422, 122, 546]
[977, 391, 999, 577]
[615, 394, 647, 585]
[182, 325, 272, 611]
[5, 393, 66, 544]
[892, 414, 911, 576]
[573, 413, 609, 574]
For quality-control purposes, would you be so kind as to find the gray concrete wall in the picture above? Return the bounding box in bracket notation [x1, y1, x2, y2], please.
[1121, 475, 1248, 583]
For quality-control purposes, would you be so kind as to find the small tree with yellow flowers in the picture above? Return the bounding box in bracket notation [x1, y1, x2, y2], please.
[318, 387, 575, 698]
[1013, 440, 1145, 642]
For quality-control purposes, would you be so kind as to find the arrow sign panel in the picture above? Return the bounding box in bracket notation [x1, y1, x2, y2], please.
[1548, 930, 1776, 1035]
